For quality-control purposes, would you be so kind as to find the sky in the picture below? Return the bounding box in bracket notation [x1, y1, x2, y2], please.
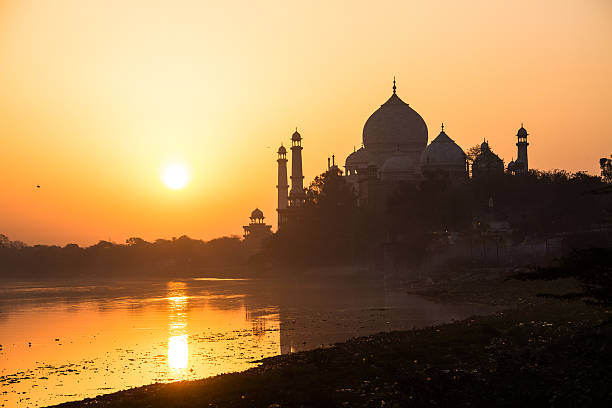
[0, 0, 610, 246]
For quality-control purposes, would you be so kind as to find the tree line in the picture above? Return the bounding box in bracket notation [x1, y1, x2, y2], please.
[2, 165, 610, 279]
[0, 235, 249, 281]
[261, 167, 611, 268]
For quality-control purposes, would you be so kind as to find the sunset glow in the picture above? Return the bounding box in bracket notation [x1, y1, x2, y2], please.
[0, 0, 610, 245]
[162, 164, 190, 190]
[3, 2, 609, 407]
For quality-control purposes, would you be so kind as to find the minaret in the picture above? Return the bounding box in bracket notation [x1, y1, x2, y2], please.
[516, 124, 529, 174]
[276, 144, 288, 227]
[289, 129, 305, 207]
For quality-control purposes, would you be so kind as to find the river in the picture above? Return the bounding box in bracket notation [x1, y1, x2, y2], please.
[0, 277, 488, 407]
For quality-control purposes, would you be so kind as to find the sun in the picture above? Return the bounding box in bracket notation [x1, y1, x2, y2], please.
[162, 164, 189, 190]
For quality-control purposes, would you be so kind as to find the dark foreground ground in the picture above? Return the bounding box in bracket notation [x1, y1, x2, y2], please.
[51, 275, 611, 408]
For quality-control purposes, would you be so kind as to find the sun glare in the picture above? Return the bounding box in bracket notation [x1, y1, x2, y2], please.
[168, 335, 188, 370]
[162, 164, 189, 190]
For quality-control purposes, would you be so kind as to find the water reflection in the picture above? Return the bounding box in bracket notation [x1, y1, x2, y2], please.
[168, 335, 188, 370]
[0, 278, 490, 408]
[166, 281, 188, 372]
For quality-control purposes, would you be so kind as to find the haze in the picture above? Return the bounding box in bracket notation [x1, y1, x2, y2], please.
[0, 0, 610, 246]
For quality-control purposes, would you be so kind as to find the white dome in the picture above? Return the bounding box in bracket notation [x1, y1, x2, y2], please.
[420, 129, 466, 167]
[362, 92, 428, 154]
[345, 147, 373, 167]
[380, 152, 418, 181]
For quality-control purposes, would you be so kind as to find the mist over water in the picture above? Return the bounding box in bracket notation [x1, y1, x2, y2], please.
[0, 276, 487, 407]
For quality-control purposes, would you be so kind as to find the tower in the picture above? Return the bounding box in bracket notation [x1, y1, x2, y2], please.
[243, 208, 272, 252]
[289, 129, 305, 207]
[515, 124, 529, 174]
[276, 144, 289, 227]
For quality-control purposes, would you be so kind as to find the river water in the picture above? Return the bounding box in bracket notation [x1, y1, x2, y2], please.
[0, 277, 488, 407]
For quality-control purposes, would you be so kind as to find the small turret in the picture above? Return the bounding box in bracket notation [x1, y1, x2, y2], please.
[514, 124, 529, 174]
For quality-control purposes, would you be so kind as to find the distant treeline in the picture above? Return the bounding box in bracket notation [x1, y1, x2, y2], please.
[0, 235, 249, 281]
[261, 168, 612, 267]
[2, 169, 611, 280]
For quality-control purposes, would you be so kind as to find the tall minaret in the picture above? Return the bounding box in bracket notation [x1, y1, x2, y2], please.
[289, 129, 305, 207]
[276, 144, 288, 227]
[516, 124, 529, 174]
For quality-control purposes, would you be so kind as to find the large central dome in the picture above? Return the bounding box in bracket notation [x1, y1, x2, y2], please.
[362, 92, 428, 158]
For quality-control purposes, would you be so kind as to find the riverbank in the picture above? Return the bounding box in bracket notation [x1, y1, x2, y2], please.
[49, 272, 610, 408]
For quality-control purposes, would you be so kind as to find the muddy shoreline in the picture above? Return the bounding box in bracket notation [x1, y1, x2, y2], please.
[48, 272, 610, 407]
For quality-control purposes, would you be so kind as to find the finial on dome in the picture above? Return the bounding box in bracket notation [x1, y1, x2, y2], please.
[392, 76, 396, 94]
[441, 122, 444, 132]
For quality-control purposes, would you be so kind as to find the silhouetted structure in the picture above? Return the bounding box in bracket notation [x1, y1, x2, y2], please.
[289, 130, 305, 207]
[277, 129, 307, 227]
[508, 125, 530, 174]
[344, 79, 432, 204]
[420, 124, 468, 183]
[243, 208, 272, 251]
[472, 141, 504, 179]
[276, 145, 289, 227]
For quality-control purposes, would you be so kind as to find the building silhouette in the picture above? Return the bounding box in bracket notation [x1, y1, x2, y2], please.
[264, 79, 532, 233]
[472, 140, 505, 180]
[508, 124, 530, 175]
[276, 145, 289, 226]
[420, 124, 469, 182]
[277, 129, 306, 228]
[344, 80, 469, 205]
[242, 208, 272, 250]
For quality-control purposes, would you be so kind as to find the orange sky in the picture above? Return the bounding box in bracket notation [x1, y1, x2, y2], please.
[0, 0, 610, 246]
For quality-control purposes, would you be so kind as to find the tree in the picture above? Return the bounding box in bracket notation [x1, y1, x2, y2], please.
[264, 166, 363, 266]
[465, 144, 482, 165]
[600, 156, 612, 183]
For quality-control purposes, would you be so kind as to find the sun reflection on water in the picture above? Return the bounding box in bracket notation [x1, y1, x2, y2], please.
[168, 334, 188, 370]
[166, 282, 189, 373]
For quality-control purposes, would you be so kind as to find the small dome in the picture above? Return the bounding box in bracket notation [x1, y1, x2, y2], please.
[277, 145, 286, 154]
[250, 208, 264, 220]
[291, 130, 302, 141]
[380, 152, 418, 181]
[420, 128, 466, 167]
[362, 91, 428, 153]
[345, 147, 373, 168]
[517, 126, 528, 137]
[481, 140, 489, 151]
